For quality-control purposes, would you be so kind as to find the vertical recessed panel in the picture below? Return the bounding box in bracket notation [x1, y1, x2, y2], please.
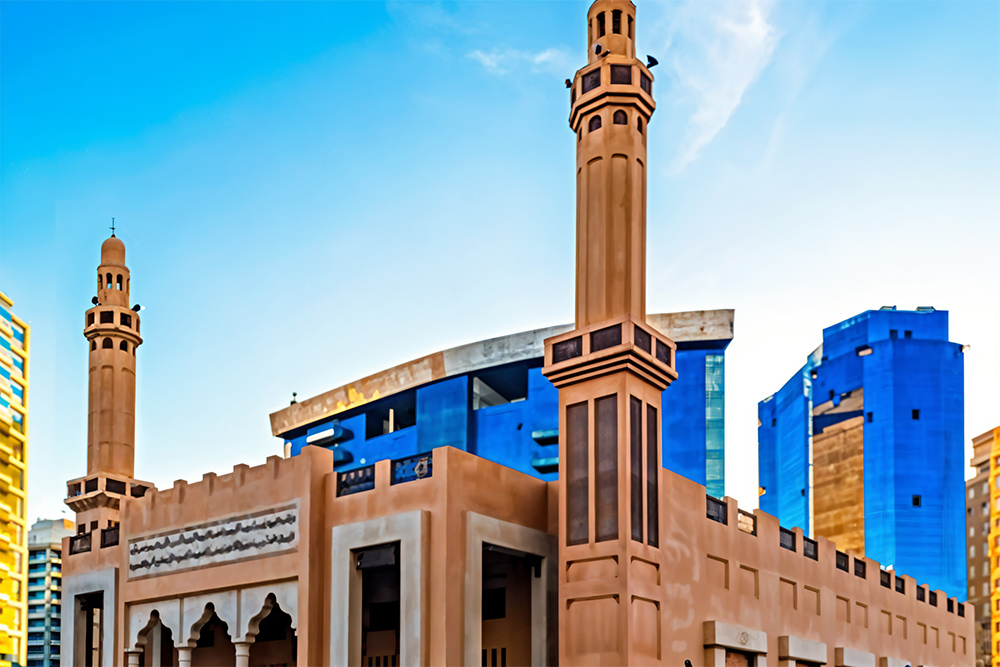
[630, 397, 643, 542]
[566, 402, 589, 545]
[646, 404, 659, 547]
[595, 394, 619, 542]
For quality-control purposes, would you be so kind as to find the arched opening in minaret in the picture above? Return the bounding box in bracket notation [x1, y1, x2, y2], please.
[248, 601, 297, 666]
[637, 117, 644, 133]
[105, 273, 112, 289]
[612, 10, 621, 34]
[613, 110, 627, 125]
[597, 12, 605, 37]
[589, 115, 602, 132]
[102, 338, 112, 349]
[116, 274, 123, 290]
[97, 274, 102, 292]
[120, 341, 128, 352]
[628, 14, 634, 40]
[91, 341, 96, 351]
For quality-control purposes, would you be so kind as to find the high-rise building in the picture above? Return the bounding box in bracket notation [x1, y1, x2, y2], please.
[0, 291, 29, 667]
[26, 519, 74, 667]
[270, 310, 733, 498]
[759, 306, 966, 599]
[969, 429, 996, 667]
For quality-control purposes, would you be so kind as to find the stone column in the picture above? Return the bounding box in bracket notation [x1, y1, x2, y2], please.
[235, 641, 252, 667]
[125, 650, 142, 667]
[176, 647, 193, 667]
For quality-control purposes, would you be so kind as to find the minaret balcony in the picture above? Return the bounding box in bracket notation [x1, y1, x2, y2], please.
[65, 473, 152, 513]
[569, 58, 655, 129]
[542, 314, 677, 391]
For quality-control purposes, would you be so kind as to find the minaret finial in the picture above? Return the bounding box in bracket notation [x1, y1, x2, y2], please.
[110, 217, 116, 237]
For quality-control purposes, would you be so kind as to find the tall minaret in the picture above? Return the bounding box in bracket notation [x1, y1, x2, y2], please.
[543, 1, 677, 664]
[66, 232, 145, 535]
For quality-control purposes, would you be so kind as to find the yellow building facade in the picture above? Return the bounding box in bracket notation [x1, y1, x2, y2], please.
[984, 427, 1000, 667]
[0, 292, 29, 667]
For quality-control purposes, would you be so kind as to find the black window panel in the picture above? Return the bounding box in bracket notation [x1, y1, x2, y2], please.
[552, 336, 582, 363]
[610, 64, 631, 84]
[571, 87, 576, 104]
[706, 496, 727, 525]
[929, 591, 937, 606]
[630, 397, 643, 542]
[637, 117, 643, 133]
[895, 577, 905, 594]
[803, 537, 818, 560]
[99, 311, 113, 324]
[779, 527, 795, 551]
[947, 598, 954, 613]
[597, 12, 606, 37]
[594, 394, 618, 542]
[633, 326, 651, 353]
[880, 570, 891, 588]
[912, 409, 920, 420]
[917, 586, 925, 601]
[582, 69, 601, 93]
[566, 402, 589, 545]
[912, 494, 921, 507]
[613, 110, 627, 125]
[106, 479, 126, 495]
[655, 340, 671, 365]
[640, 73, 652, 94]
[591, 324, 622, 352]
[102, 338, 112, 349]
[87, 313, 95, 326]
[836, 551, 849, 571]
[588, 115, 602, 132]
[612, 9, 621, 34]
[646, 404, 659, 547]
[854, 559, 866, 578]
[959, 603, 965, 617]
[120, 313, 131, 328]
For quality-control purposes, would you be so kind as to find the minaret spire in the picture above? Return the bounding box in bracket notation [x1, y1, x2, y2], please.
[544, 2, 677, 663]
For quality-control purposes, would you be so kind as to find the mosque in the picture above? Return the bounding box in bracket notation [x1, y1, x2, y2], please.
[62, 1, 973, 665]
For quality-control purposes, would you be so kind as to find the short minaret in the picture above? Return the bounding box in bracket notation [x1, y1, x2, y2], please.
[66, 233, 149, 539]
[544, 1, 677, 664]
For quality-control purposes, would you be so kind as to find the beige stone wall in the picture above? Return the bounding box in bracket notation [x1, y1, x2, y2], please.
[65, 445, 972, 666]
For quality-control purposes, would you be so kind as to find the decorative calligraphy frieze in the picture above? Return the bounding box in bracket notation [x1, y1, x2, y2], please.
[128, 505, 298, 578]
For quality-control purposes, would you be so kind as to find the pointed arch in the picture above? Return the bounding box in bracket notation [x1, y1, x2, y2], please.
[185, 602, 219, 648]
[131, 610, 161, 650]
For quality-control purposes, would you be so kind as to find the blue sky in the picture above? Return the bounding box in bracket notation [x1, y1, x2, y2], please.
[2, 0, 997, 523]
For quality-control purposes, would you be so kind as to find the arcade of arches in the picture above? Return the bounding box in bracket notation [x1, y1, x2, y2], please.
[125, 584, 297, 667]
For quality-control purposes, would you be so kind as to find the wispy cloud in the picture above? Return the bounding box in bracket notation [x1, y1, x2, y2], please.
[649, 0, 780, 172]
[467, 47, 571, 76]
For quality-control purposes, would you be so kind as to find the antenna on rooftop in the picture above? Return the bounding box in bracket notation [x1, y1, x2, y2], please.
[290, 392, 298, 405]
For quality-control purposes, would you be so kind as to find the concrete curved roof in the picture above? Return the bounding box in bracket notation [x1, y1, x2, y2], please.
[269, 309, 733, 437]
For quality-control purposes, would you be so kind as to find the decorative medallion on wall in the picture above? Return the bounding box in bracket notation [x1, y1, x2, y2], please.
[127, 504, 298, 579]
